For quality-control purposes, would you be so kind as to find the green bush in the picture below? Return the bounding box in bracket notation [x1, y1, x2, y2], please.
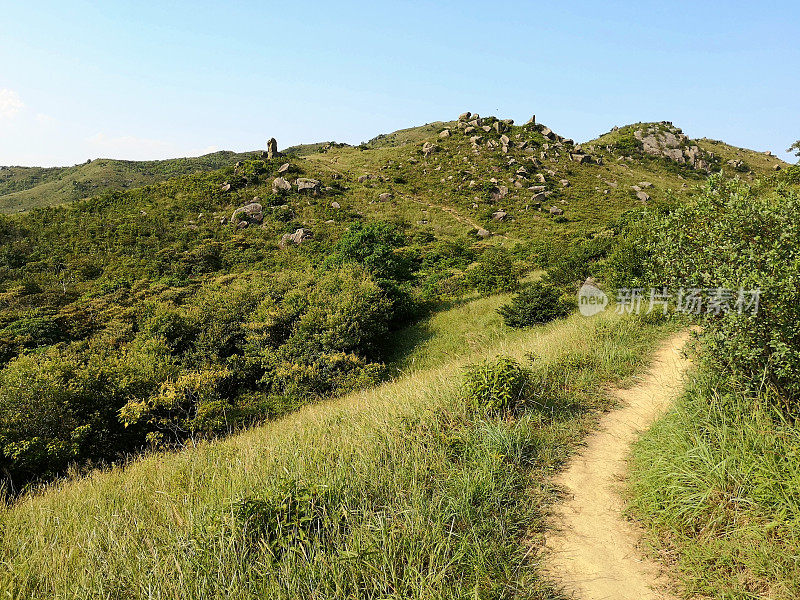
[614, 176, 800, 412]
[466, 247, 521, 294]
[462, 356, 530, 416]
[498, 281, 574, 327]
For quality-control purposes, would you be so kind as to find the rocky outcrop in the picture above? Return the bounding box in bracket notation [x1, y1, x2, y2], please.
[632, 123, 710, 170]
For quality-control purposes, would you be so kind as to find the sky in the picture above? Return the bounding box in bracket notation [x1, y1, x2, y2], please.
[1, 1, 798, 167]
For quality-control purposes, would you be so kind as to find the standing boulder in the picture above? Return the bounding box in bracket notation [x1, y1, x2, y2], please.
[267, 138, 279, 159]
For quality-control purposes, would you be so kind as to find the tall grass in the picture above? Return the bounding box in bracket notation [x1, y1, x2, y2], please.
[629, 369, 800, 599]
[0, 306, 672, 599]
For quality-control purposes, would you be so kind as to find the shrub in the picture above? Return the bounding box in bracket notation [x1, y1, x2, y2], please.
[462, 356, 530, 416]
[614, 176, 800, 413]
[498, 281, 574, 328]
[467, 247, 520, 294]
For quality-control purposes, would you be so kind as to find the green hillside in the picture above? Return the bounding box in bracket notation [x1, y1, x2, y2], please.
[0, 151, 258, 213]
[0, 112, 798, 598]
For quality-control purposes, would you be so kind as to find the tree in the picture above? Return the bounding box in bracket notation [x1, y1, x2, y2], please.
[788, 140, 800, 159]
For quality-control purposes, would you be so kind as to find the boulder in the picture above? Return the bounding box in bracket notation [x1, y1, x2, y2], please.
[458, 111, 472, 121]
[481, 125, 492, 132]
[773, 164, 782, 171]
[232, 202, 264, 225]
[636, 191, 651, 203]
[279, 228, 311, 248]
[570, 153, 592, 164]
[266, 138, 279, 159]
[439, 129, 451, 138]
[549, 206, 564, 216]
[358, 174, 373, 183]
[464, 126, 476, 134]
[219, 182, 231, 192]
[422, 141, 437, 157]
[331, 201, 341, 209]
[378, 192, 392, 201]
[277, 162, 290, 173]
[272, 177, 291, 193]
[296, 178, 321, 193]
[492, 210, 507, 221]
[560, 179, 570, 187]
[525, 115, 536, 125]
[476, 228, 492, 238]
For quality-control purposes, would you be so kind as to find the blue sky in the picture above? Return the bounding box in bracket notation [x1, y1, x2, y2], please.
[1, 1, 798, 166]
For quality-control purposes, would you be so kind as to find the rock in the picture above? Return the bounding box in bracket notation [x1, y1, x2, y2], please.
[278, 163, 290, 173]
[458, 111, 472, 121]
[638, 181, 652, 188]
[296, 178, 321, 193]
[378, 192, 392, 201]
[636, 191, 651, 203]
[279, 228, 311, 248]
[266, 138, 278, 159]
[232, 202, 264, 225]
[331, 201, 340, 209]
[500, 134, 510, 146]
[530, 185, 546, 193]
[464, 126, 476, 134]
[541, 127, 557, 140]
[237, 221, 249, 229]
[219, 182, 231, 192]
[493, 121, 506, 134]
[774, 164, 782, 171]
[497, 185, 509, 199]
[358, 174, 373, 183]
[422, 141, 437, 157]
[570, 153, 592, 164]
[631, 185, 642, 192]
[549, 206, 564, 216]
[476, 228, 492, 238]
[525, 115, 536, 125]
[439, 129, 451, 138]
[272, 177, 291, 193]
[532, 192, 547, 203]
[492, 210, 507, 221]
[516, 166, 528, 176]
[481, 125, 492, 132]
[560, 179, 570, 187]
[535, 173, 546, 183]
[765, 150, 772, 156]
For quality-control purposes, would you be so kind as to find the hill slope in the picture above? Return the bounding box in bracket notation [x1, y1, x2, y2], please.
[0, 151, 259, 213]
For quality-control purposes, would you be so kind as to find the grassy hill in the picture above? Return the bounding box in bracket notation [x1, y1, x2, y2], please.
[0, 113, 797, 597]
[0, 295, 674, 599]
[0, 151, 258, 213]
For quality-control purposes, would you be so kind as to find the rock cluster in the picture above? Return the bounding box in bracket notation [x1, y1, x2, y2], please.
[632, 123, 710, 170]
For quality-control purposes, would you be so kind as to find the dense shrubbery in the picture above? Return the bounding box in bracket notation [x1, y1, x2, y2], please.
[498, 280, 574, 327]
[462, 356, 531, 416]
[612, 176, 800, 412]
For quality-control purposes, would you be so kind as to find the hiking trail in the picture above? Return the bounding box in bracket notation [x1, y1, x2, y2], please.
[544, 332, 691, 600]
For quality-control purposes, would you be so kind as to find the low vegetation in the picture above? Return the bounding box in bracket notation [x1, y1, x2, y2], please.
[610, 174, 800, 598]
[0, 301, 673, 599]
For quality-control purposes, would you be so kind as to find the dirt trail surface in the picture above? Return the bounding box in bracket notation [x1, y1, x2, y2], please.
[544, 332, 691, 600]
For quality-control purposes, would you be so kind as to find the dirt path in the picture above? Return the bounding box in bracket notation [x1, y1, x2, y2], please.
[544, 332, 691, 600]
